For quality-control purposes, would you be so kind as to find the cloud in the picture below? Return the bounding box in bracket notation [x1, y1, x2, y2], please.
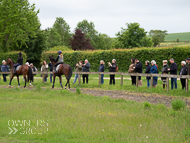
[30, 0, 190, 37]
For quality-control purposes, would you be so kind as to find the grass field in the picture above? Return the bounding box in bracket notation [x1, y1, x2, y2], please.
[1, 74, 190, 98]
[0, 86, 190, 143]
[165, 32, 190, 41]
[147, 32, 190, 41]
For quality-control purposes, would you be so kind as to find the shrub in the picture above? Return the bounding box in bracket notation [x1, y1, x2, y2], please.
[0, 51, 27, 65]
[76, 87, 81, 95]
[171, 99, 186, 111]
[157, 104, 167, 111]
[144, 101, 151, 109]
[41, 46, 190, 72]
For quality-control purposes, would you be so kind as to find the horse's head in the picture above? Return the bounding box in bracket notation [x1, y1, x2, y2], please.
[6, 58, 14, 66]
[49, 56, 55, 63]
[6, 58, 11, 65]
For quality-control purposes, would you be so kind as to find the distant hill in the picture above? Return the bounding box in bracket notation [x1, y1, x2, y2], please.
[165, 32, 190, 41]
[147, 32, 190, 41]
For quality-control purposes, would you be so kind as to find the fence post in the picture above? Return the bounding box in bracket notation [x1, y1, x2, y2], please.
[150, 75, 153, 88]
[99, 74, 101, 86]
[78, 74, 81, 85]
[166, 77, 169, 92]
[136, 73, 138, 87]
[121, 74, 123, 86]
[186, 78, 189, 92]
[42, 72, 44, 83]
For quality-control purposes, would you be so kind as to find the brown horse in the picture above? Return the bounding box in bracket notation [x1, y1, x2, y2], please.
[6, 58, 33, 88]
[49, 56, 72, 89]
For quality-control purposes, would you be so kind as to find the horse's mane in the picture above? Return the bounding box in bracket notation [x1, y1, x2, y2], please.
[9, 58, 15, 64]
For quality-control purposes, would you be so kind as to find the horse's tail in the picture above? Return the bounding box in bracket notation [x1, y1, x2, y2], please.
[28, 67, 33, 82]
[66, 66, 72, 80]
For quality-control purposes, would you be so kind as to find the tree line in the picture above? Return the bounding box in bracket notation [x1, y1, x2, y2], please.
[0, 0, 167, 62]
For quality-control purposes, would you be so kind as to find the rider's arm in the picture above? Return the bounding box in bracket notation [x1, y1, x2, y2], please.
[55, 56, 59, 63]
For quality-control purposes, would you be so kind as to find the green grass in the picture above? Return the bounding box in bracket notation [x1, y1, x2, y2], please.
[165, 32, 190, 41]
[1, 74, 190, 97]
[0, 88, 190, 143]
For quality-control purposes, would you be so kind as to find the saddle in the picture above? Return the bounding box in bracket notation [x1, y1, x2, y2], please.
[16, 65, 21, 71]
[56, 64, 62, 72]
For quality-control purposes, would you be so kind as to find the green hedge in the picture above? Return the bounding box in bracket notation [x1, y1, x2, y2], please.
[0, 51, 27, 66]
[41, 46, 190, 72]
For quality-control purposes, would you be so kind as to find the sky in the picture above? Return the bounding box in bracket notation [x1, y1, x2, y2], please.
[29, 0, 190, 37]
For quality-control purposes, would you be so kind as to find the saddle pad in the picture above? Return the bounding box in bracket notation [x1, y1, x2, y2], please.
[16, 65, 21, 71]
[56, 64, 61, 72]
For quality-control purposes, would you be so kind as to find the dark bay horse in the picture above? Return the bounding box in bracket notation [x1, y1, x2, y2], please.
[49, 56, 72, 89]
[6, 58, 33, 88]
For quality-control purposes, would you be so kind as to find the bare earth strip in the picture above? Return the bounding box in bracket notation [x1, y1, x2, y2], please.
[1, 85, 190, 107]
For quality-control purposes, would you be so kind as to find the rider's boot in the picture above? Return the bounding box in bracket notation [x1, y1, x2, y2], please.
[13, 68, 16, 74]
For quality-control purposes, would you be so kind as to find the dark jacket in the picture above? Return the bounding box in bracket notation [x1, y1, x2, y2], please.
[31, 66, 37, 76]
[145, 64, 151, 80]
[16, 57, 23, 65]
[135, 61, 142, 73]
[188, 63, 190, 75]
[109, 63, 117, 72]
[98, 64, 105, 72]
[150, 65, 158, 80]
[48, 63, 53, 72]
[1, 65, 9, 72]
[161, 64, 169, 80]
[82, 62, 90, 72]
[179, 65, 188, 75]
[170, 62, 177, 75]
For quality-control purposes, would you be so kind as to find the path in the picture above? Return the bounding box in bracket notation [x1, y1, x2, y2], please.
[0, 85, 189, 107]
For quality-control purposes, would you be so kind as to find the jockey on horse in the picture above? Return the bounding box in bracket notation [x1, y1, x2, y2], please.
[13, 52, 23, 74]
[6, 52, 33, 88]
[54, 50, 64, 74]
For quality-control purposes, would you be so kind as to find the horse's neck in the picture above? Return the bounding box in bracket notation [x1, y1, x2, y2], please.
[9, 61, 14, 68]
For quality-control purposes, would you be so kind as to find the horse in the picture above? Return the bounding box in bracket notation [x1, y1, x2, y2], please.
[49, 56, 72, 89]
[6, 58, 33, 88]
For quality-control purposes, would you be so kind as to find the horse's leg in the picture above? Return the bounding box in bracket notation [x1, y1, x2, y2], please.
[9, 74, 15, 87]
[24, 75, 26, 88]
[67, 79, 70, 90]
[59, 76, 63, 89]
[52, 74, 56, 89]
[65, 76, 67, 89]
[17, 75, 20, 87]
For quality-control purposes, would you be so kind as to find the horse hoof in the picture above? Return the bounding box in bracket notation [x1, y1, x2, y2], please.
[8, 85, 11, 88]
[18, 86, 20, 88]
[24, 86, 26, 88]
[30, 83, 33, 86]
[65, 86, 67, 89]
[68, 88, 70, 91]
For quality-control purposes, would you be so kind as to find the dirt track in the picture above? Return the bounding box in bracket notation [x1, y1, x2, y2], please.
[1, 85, 190, 107]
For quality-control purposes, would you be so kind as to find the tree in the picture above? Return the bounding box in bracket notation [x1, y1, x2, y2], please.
[0, 0, 40, 52]
[97, 34, 113, 50]
[149, 30, 167, 46]
[76, 20, 99, 49]
[46, 28, 62, 48]
[115, 23, 152, 49]
[69, 29, 94, 51]
[52, 17, 71, 47]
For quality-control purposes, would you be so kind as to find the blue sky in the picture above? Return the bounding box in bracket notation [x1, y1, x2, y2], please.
[29, 0, 190, 37]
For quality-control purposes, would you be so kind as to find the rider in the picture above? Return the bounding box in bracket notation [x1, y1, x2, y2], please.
[54, 50, 64, 73]
[13, 52, 23, 73]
